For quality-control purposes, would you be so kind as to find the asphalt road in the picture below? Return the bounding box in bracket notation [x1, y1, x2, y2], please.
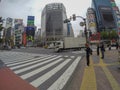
[0, 47, 85, 90]
[11, 47, 85, 56]
[1, 47, 119, 90]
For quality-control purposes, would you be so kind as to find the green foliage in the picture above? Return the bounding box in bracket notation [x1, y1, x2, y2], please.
[100, 29, 118, 40]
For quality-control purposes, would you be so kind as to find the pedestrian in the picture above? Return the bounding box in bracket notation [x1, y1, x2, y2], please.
[108, 43, 111, 50]
[116, 42, 119, 50]
[85, 43, 92, 66]
[97, 43, 99, 56]
[100, 42, 105, 59]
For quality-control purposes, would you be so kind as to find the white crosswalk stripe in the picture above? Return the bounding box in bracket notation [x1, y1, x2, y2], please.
[0, 51, 82, 90]
[19, 58, 63, 78]
[72, 50, 85, 54]
[9, 55, 58, 68]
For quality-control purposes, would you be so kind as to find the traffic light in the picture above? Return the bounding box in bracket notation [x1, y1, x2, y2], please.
[73, 14, 76, 21]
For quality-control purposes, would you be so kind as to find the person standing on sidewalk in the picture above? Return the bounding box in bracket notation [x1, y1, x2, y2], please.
[85, 43, 92, 66]
[97, 43, 100, 56]
[116, 42, 119, 50]
[100, 42, 105, 59]
[108, 43, 111, 50]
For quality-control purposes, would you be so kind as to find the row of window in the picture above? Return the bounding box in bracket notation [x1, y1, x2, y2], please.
[46, 38, 61, 41]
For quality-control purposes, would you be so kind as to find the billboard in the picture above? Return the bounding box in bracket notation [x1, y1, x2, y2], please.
[110, 0, 120, 36]
[99, 6, 116, 28]
[89, 32, 101, 43]
[27, 16, 35, 26]
[26, 27, 35, 36]
[92, 0, 117, 31]
[87, 8, 97, 33]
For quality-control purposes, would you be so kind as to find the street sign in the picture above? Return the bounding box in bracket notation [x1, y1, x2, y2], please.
[80, 22, 85, 26]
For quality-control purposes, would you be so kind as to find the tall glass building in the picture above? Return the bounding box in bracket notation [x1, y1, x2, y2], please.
[92, 0, 117, 31]
[41, 3, 74, 44]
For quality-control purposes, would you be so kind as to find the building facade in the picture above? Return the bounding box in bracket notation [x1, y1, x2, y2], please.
[110, 0, 120, 37]
[41, 3, 73, 44]
[3, 17, 15, 47]
[26, 16, 36, 46]
[92, 0, 117, 31]
[86, 8, 97, 35]
[14, 19, 24, 46]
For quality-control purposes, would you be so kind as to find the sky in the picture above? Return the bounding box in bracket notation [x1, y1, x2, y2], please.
[0, 0, 120, 36]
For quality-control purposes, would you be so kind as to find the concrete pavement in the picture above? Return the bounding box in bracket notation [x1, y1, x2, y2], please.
[0, 66, 38, 90]
[80, 52, 120, 90]
[66, 48, 120, 90]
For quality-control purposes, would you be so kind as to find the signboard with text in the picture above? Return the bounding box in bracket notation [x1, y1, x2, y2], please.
[89, 33, 101, 43]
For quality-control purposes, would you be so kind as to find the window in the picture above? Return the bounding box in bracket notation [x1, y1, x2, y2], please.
[102, 13, 114, 22]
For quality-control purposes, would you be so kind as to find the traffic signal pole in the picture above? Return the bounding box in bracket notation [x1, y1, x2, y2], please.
[64, 14, 88, 43]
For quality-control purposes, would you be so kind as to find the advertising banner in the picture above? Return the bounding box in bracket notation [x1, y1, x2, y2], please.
[25, 26, 35, 37]
[27, 16, 35, 26]
[89, 33, 101, 43]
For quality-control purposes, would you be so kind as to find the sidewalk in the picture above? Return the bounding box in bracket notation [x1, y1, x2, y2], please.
[80, 49, 120, 90]
[0, 66, 38, 90]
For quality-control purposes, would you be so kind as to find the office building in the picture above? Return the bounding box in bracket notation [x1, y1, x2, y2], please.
[41, 3, 73, 44]
[92, 0, 117, 31]
[14, 19, 24, 46]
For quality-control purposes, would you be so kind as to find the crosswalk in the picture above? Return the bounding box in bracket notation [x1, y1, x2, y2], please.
[0, 51, 82, 90]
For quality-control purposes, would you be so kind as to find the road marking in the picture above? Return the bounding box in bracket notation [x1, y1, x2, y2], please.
[9, 55, 57, 69]
[80, 56, 97, 90]
[13, 56, 62, 74]
[30, 58, 71, 87]
[20, 58, 64, 79]
[5, 55, 49, 64]
[48, 57, 81, 90]
[0, 51, 82, 90]
[72, 51, 85, 54]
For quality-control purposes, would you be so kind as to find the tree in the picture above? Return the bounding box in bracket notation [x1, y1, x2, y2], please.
[110, 30, 118, 40]
[100, 31, 108, 40]
[100, 29, 118, 40]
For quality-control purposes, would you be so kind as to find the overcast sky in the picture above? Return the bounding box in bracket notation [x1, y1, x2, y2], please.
[0, 0, 120, 36]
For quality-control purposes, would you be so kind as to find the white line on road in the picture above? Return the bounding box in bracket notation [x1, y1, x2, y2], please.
[7, 55, 57, 67]
[13, 56, 62, 74]
[20, 58, 64, 79]
[48, 56, 81, 90]
[30, 58, 71, 87]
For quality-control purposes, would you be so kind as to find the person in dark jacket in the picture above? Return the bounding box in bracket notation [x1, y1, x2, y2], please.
[85, 43, 92, 66]
[100, 42, 105, 59]
[97, 43, 99, 56]
[108, 43, 111, 50]
[116, 42, 119, 50]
